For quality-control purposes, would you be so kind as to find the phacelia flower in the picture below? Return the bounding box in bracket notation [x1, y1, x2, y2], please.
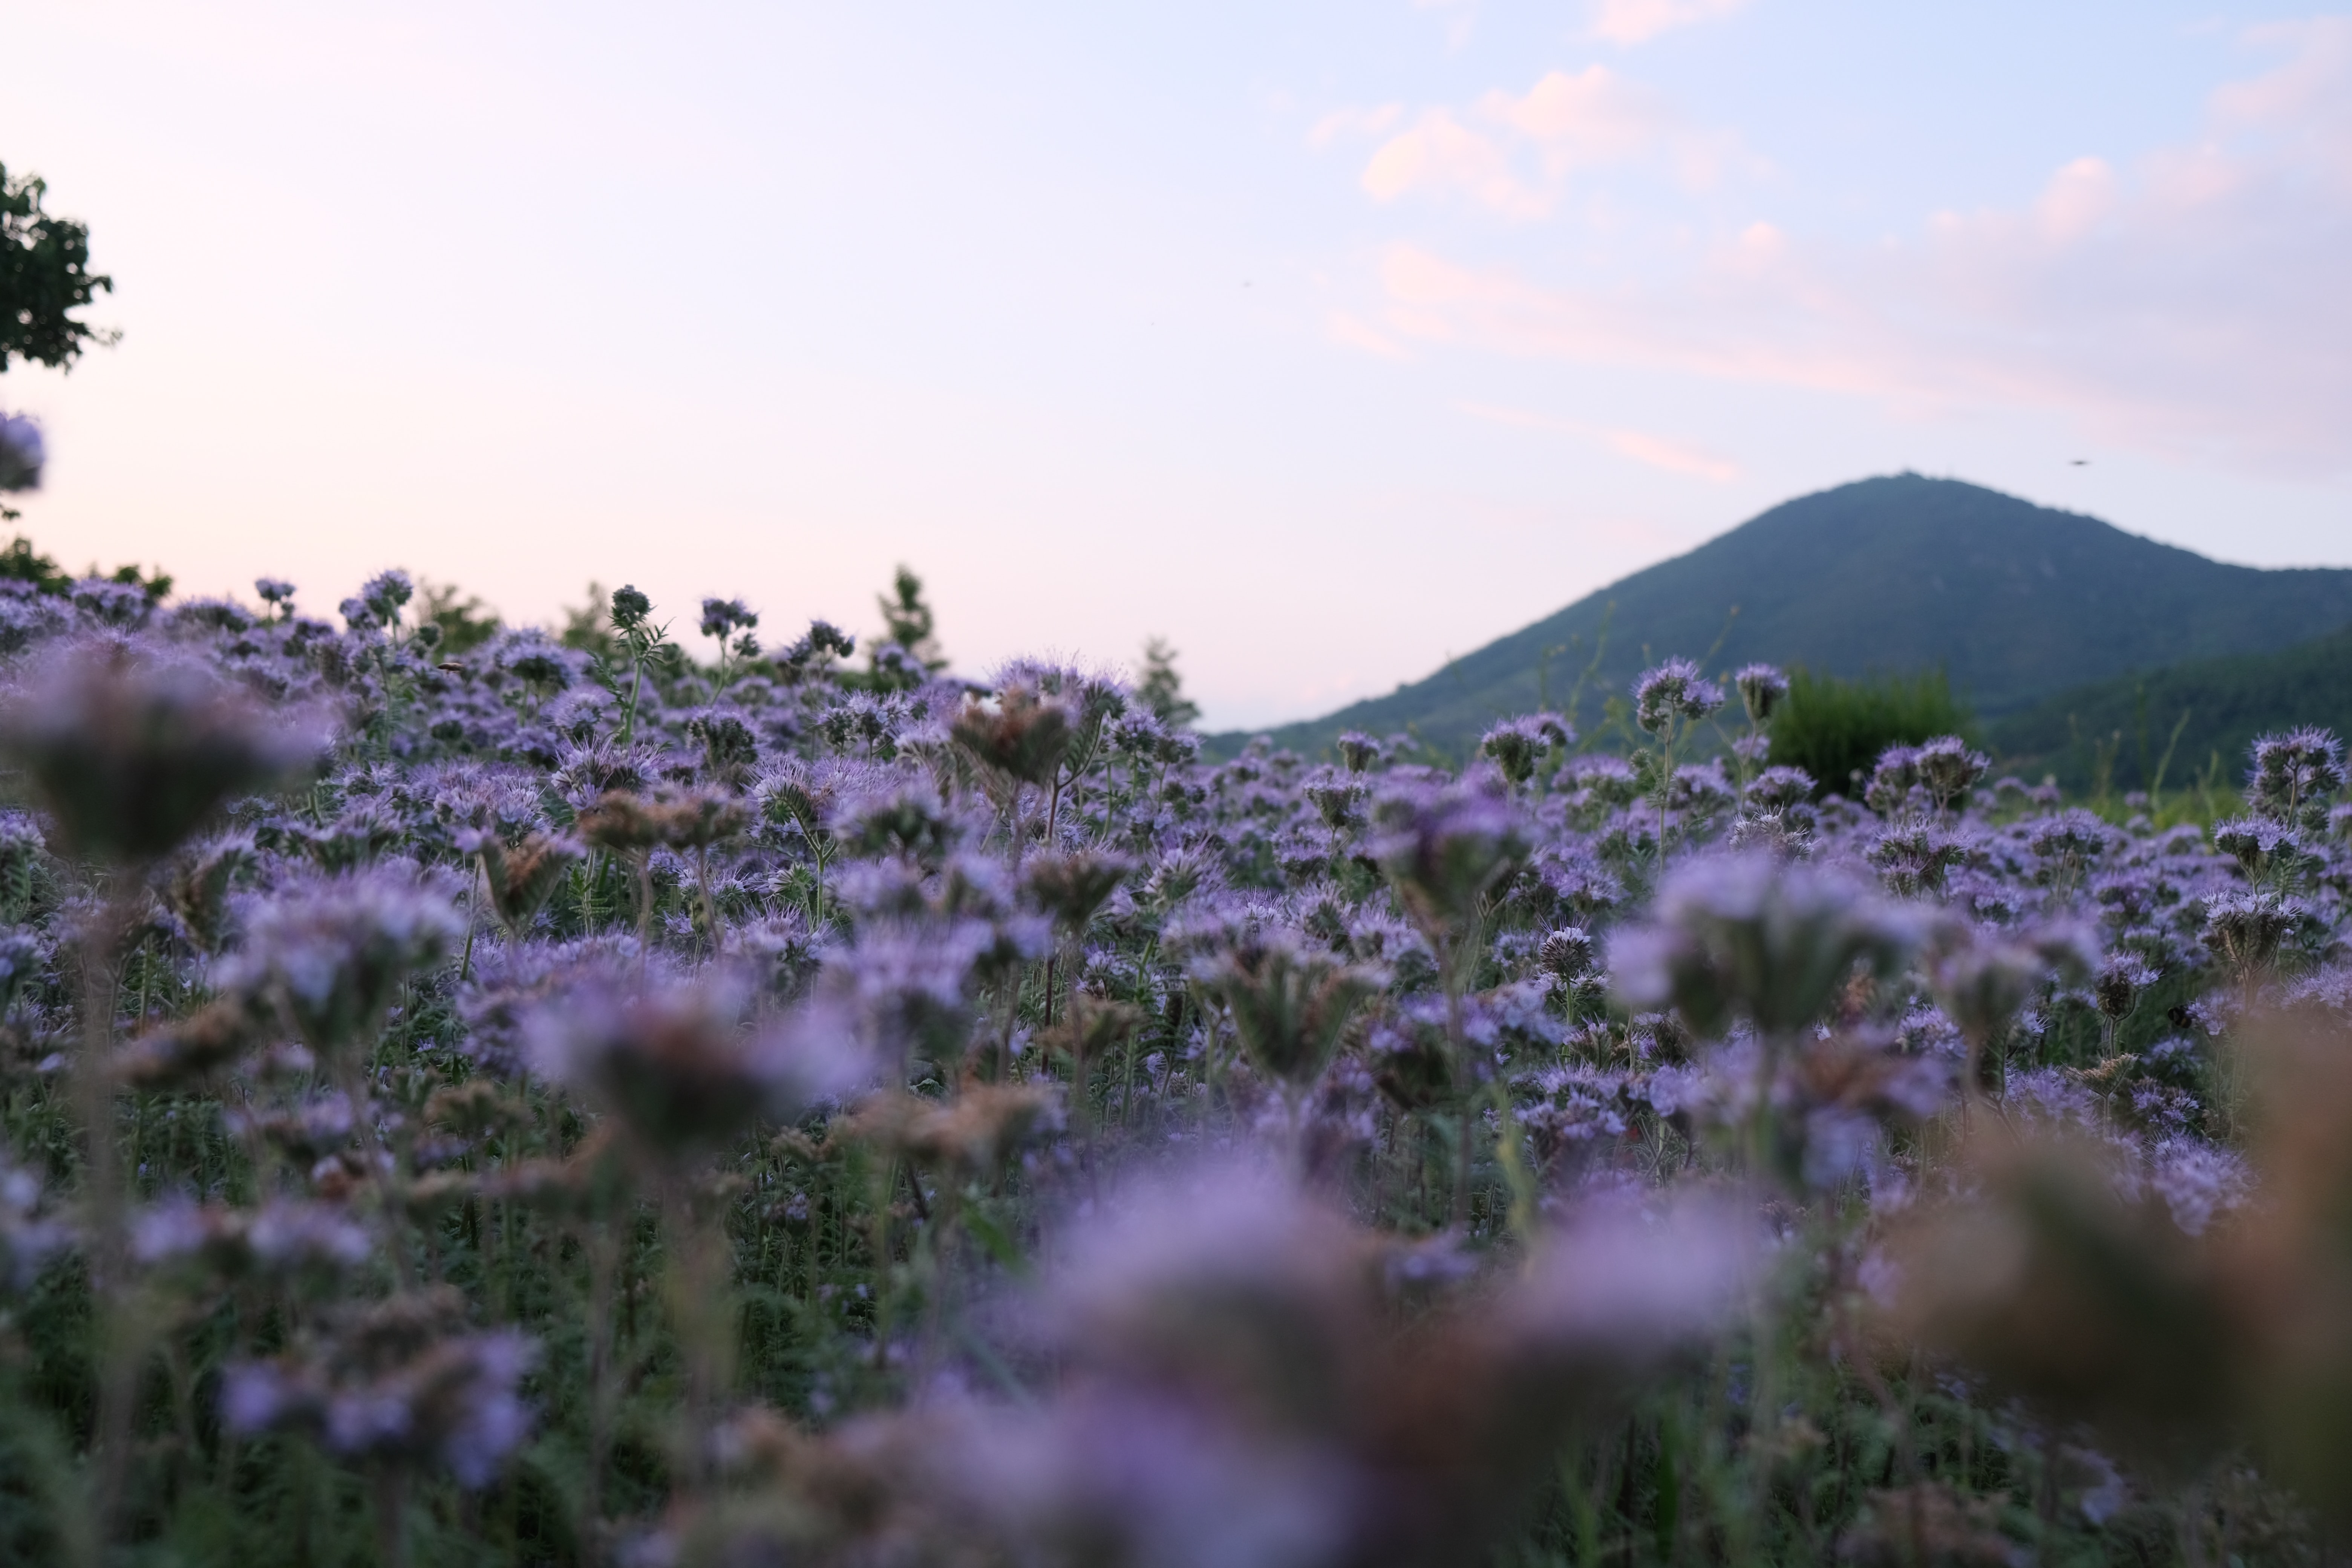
[0, 413, 44, 492]
[1369, 782, 1529, 946]
[221, 1290, 536, 1488]
[1192, 926, 1380, 1090]
[1609, 852, 1918, 1039]
[2248, 726, 2345, 820]
[0, 640, 320, 864]
[527, 975, 865, 1162]
[222, 867, 464, 1052]
[1633, 658, 1724, 733]
[1734, 663, 1788, 725]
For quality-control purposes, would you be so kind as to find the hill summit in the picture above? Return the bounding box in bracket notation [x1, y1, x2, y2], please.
[1225, 475, 2352, 758]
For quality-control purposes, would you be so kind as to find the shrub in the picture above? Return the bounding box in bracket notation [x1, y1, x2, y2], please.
[1769, 667, 1975, 798]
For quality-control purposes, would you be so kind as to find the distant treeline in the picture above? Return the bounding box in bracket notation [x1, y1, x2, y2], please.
[1986, 622, 2352, 795]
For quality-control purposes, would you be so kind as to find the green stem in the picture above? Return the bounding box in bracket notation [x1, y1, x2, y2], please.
[77, 890, 133, 1568]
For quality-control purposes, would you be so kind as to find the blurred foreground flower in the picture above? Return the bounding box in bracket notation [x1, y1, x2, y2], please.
[222, 1289, 535, 1489]
[1883, 1009, 2352, 1520]
[220, 867, 464, 1054]
[1609, 851, 1917, 1040]
[0, 639, 319, 864]
[660, 1161, 1752, 1568]
[0, 413, 42, 491]
[1192, 926, 1379, 1095]
[527, 974, 868, 1165]
[1369, 782, 1527, 954]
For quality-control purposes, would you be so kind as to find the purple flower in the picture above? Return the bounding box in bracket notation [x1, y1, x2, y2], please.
[2201, 888, 2308, 972]
[1191, 925, 1380, 1089]
[490, 629, 577, 692]
[1632, 657, 1724, 733]
[1913, 736, 1989, 808]
[2093, 952, 2158, 1020]
[2247, 726, 2345, 819]
[1503, 1195, 1753, 1366]
[221, 867, 465, 1052]
[0, 1156, 71, 1291]
[810, 914, 1036, 1063]
[1867, 823, 1971, 896]
[1538, 925, 1597, 982]
[220, 1361, 299, 1435]
[1925, 921, 2094, 1047]
[699, 596, 758, 640]
[1734, 663, 1788, 725]
[527, 974, 868, 1160]
[0, 640, 322, 864]
[70, 578, 149, 629]
[886, 1391, 1354, 1568]
[2212, 816, 2304, 878]
[1864, 746, 1920, 816]
[222, 1304, 538, 1489]
[2025, 810, 2118, 878]
[1558, 752, 1642, 809]
[0, 413, 44, 492]
[2144, 1138, 2249, 1238]
[1479, 714, 1573, 787]
[132, 1197, 371, 1279]
[360, 570, 414, 626]
[1335, 731, 1384, 773]
[1368, 781, 1528, 944]
[1608, 852, 1918, 1038]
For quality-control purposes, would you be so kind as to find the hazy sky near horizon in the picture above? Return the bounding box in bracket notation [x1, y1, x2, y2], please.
[4, 1, 2348, 727]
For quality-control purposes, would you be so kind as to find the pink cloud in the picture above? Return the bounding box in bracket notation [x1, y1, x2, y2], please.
[1362, 110, 1549, 216]
[1459, 401, 1741, 482]
[1357, 66, 1750, 215]
[1308, 103, 1404, 149]
[1326, 310, 1412, 360]
[1485, 67, 1672, 172]
[1358, 26, 2352, 476]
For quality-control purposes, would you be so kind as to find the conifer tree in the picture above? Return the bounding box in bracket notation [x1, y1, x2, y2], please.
[1139, 636, 1200, 727]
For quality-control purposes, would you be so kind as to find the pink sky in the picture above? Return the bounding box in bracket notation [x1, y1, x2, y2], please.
[3, 2, 2346, 727]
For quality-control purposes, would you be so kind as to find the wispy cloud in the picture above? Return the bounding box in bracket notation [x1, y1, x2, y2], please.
[1353, 21, 2352, 475]
[1308, 103, 1404, 149]
[1362, 109, 1552, 216]
[1459, 401, 1741, 481]
[1354, 66, 1751, 216]
[1326, 310, 1412, 360]
[1587, 0, 1751, 46]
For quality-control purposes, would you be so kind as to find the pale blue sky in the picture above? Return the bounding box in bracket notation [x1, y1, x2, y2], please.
[4, 2, 2346, 726]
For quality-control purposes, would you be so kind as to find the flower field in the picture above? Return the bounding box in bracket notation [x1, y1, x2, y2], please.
[0, 568, 2349, 1566]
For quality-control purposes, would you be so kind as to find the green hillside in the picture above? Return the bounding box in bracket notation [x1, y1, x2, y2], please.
[1216, 474, 2352, 760]
[1988, 620, 2352, 795]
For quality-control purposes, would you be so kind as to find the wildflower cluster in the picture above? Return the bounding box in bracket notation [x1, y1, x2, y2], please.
[0, 577, 2347, 1567]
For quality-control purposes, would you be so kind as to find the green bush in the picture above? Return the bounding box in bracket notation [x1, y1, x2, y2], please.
[1769, 667, 1975, 797]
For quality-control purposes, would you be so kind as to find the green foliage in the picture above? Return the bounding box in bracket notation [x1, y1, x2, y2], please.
[418, 579, 501, 657]
[1991, 621, 2352, 795]
[1769, 667, 1976, 797]
[104, 560, 171, 603]
[1138, 635, 1200, 727]
[1220, 474, 2352, 759]
[876, 565, 944, 673]
[0, 535, 67, 594]
[558, 581, 621, 665]
[0, 536, 169, 600]
[1, 163, 116, 374]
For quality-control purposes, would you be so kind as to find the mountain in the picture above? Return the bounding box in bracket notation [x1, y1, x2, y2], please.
[1215, 475, 2352, 760]
[1987, 621, 2352, 795]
